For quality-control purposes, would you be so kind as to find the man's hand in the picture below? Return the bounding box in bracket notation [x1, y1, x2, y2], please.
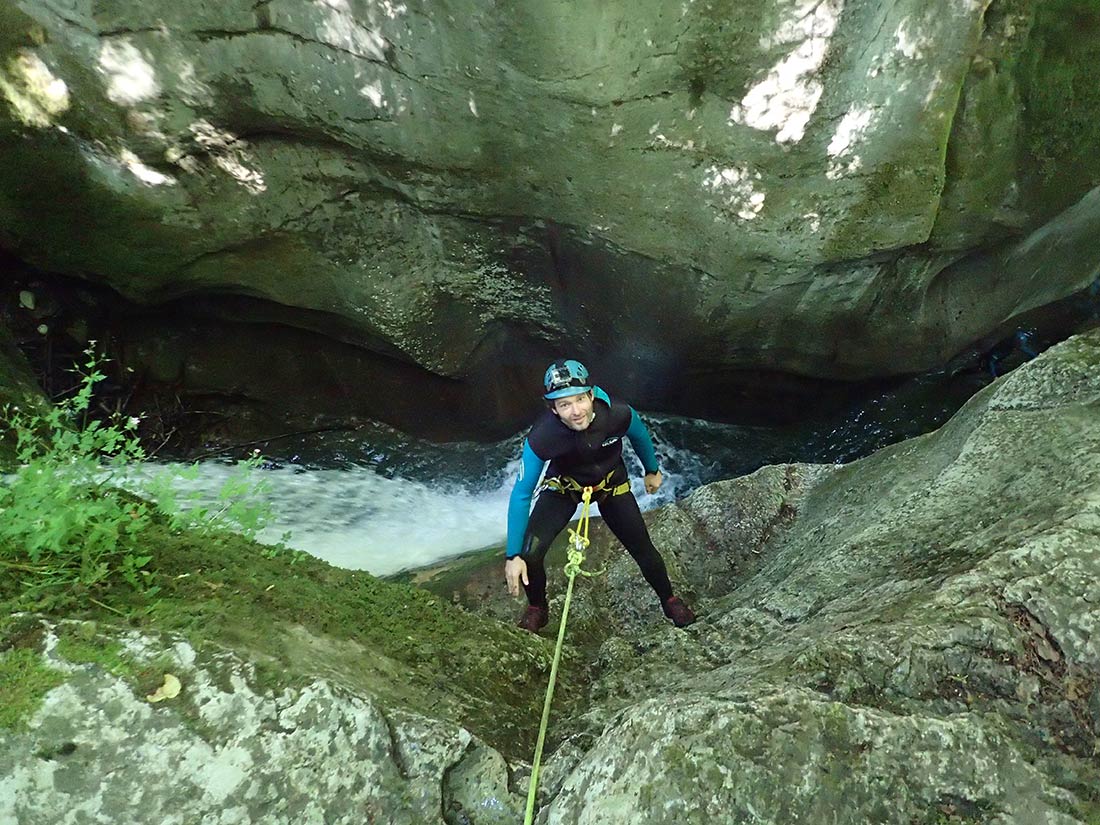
[644, 470, 663, 494]
[505, 556, 529, 596]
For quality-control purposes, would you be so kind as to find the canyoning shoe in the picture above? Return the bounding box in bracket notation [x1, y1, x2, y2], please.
[517, 605, 549, 633]
[662, 596, 696, 628]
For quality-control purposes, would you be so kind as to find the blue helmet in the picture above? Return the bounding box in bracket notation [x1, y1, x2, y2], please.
[543, 359, 591, 400]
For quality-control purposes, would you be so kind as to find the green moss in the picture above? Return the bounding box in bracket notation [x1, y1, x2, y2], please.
[55, 631, 133, 676]
[919, 797, 995, 824]
[0, 612, 45, 651]
[820, 701, 853, 752]
[820, 161, 941, 262]
[1, 515, 576, 758]
[50, 626, 181, 710]
[385, 543, 505, 598]
[1016, 0, 1100, 218]
[1068, 771, 1100, 824]
[252, 656, 311, 695]
[0, 646, 65, 730]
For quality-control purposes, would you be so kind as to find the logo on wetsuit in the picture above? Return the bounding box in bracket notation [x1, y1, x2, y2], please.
[600, 437, 621, 447]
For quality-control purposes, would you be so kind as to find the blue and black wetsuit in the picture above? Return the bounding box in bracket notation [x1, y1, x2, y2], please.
[506, 387, 674, 608]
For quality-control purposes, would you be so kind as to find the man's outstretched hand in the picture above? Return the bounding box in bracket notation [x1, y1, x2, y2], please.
[644, 470, 663, 495]
[505, 556, 529, 596]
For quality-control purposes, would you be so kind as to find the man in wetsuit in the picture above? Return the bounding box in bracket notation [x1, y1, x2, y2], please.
[504, 359, 696, 632]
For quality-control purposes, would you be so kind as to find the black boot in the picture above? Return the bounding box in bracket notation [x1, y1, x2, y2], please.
[517, 604, 549, 633]
[662, 596, 695, 627]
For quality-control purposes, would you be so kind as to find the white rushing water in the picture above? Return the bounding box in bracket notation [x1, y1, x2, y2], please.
[136, 362, 998, 577]
[189, 461, 516, 575]
[145, 432, 701, 577]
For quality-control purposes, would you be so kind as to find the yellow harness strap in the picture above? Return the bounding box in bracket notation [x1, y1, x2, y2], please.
[542, 469, 630, 497]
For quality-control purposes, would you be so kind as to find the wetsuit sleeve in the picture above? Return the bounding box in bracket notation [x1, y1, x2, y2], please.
[506, 439, 546, 558]
[625, 407, 660, 475]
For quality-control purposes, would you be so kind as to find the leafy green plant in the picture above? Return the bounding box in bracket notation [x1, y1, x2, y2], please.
[144, 452, 281, 540]
[0, 345, 288, 613]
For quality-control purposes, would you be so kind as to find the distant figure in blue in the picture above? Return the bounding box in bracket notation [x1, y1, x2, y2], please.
[503, 359, 695, 632]
[982, 329, 1039, 377]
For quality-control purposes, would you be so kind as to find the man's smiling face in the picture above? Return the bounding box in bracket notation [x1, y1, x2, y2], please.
[551, 391, 595, 431]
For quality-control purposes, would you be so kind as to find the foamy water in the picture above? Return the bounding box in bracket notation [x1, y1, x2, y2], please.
[134, 365, 996, 576]
[137, 425, 700, 576]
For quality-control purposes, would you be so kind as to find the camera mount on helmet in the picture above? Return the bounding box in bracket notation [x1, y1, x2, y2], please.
[543, 359, 592, 400]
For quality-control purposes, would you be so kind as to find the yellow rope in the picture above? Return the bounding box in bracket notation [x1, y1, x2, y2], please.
[523, 486, 602, 825]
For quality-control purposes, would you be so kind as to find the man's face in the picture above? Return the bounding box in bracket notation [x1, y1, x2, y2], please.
[552, 391, 594, 431]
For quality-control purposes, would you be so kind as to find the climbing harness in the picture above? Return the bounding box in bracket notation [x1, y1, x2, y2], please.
[523, 486, 603, 825]
[540, 468, 630, 498]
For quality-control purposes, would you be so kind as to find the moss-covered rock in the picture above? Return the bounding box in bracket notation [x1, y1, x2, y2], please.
[1, 620, 524, 825]
[0, 514, 571, 821]
[0, 518, 577, 761]
[1016, 0, 1100, 221]
[0, 646, 64, 731]
[549, 689, 1080, 825]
